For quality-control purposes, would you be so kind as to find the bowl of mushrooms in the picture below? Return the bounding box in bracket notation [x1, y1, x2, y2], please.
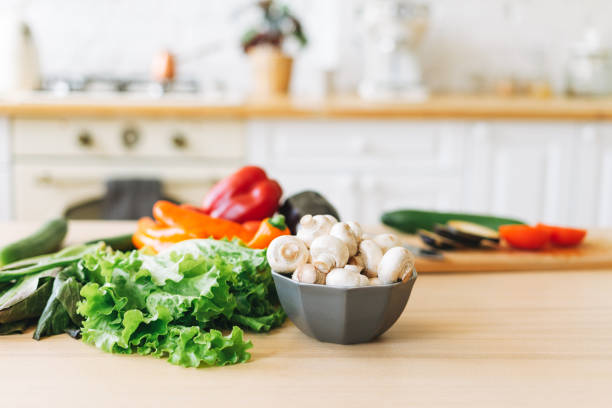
[267, 214, 417, 344]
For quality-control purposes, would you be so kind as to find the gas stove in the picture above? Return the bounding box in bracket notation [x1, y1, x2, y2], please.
[41, 76, 200, 97]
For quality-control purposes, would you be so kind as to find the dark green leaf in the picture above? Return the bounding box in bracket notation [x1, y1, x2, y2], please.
[0, 318, 37, 335]
[33, 268, 83, 340]
[0, 279, 53, 324]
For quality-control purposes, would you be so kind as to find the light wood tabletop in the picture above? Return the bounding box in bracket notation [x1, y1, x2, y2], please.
[1, 221, 611, 407]
[4, 94, 612, 120]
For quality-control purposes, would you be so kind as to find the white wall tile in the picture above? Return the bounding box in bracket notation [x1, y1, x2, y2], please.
[4, 0, 612, 93]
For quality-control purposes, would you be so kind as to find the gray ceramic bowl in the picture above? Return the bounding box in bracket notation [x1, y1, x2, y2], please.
[271, 269, 417, 344]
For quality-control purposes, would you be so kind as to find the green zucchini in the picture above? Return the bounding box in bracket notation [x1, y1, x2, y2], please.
[85, 233, 135, 251]
[0, 218, 68, 267]
[381, 210, 524, 234]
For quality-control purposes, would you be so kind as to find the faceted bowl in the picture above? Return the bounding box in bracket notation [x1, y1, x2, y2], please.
[271, 269, 417, 344]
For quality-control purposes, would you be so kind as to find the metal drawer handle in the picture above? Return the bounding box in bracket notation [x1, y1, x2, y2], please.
[122, 127, 140, 149]
[77, 130, 94, 148]
[171, 133, 188, 149]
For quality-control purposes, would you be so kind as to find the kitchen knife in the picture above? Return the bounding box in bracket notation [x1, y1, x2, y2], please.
[403, 244, 444, 260]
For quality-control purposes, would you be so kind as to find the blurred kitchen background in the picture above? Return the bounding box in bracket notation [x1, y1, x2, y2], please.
[1, 0, 612, 226]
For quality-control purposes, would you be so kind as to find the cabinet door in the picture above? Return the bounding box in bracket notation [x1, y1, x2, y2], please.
[248, 119, 466, 222]
[0, 117, 10, 221]
[463, 122, 575, 225]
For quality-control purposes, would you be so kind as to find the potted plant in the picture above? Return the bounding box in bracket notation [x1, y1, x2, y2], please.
[241, 1, 307, 97]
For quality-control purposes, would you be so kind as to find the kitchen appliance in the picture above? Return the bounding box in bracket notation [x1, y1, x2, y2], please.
[566, 28, 612, 97]
[41, 75, 199, 97]
[358, 0, 429, 100]
[0, 13, 40, 93]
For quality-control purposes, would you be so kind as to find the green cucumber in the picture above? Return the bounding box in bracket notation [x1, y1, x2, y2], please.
[0, 218, 68, 267]
[381, 210, 525, 234]
[85, 233, 135, 251]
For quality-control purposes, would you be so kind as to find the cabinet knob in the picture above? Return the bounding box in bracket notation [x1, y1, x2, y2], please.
[77, 131, 93, 148]
[122, 127, 140, 149]
[171, 133, 188, 149]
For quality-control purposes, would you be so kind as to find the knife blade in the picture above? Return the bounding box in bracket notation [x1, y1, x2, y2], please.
[402, 244, 444, 260]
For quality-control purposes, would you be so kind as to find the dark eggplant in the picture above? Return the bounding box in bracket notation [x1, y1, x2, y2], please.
[434, 224, 483, 247]
[418, 229, 464, 250]
[279, 191, 341, 234]
[446, 220, 500, 243]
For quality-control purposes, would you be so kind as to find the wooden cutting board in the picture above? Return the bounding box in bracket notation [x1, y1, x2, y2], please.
[376, 227, 612, 273]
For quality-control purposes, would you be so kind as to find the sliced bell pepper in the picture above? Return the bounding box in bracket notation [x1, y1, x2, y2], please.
[132, 230, 176, 253]
[153, 200, 253, 243]
[499, 225, 551, 250]
[242, 220, 262, 235]
[246, 214, 290, 249]
[536, 224, 587, 247]
[201, 166, 282, 223]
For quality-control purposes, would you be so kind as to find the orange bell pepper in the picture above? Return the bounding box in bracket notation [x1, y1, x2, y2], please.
[246, 214, 290, 249]
[133, 216, 195, 253]
[242, 220, 262, 235]
[152, 200, 253, 243]
[132, 230, 176, 253]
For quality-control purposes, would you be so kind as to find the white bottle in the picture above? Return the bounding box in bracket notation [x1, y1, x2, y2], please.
[0, 12, 40, 93]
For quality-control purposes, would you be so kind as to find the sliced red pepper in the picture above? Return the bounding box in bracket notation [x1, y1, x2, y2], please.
[201, 166, 282, 223]
[536, 224, 587, 247]
[499, 225, 551, 250]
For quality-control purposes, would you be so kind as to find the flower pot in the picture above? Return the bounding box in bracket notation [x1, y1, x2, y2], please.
[248, 46, 293, 97]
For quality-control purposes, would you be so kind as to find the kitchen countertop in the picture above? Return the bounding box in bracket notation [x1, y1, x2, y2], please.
[2, 221, 612, 407]
[3, 93, 612, 120]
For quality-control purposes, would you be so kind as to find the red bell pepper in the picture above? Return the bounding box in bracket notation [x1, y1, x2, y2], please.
[201, 166, 282, 223]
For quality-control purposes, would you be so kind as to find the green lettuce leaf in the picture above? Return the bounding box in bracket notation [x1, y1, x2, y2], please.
[77, 239, 284, 367]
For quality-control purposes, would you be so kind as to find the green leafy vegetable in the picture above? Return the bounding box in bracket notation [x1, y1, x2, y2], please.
[0, 278, 53, 326]
[0, 319, 37, 335]
[77, 239, 284, 367]
[34, 265, 84, 340]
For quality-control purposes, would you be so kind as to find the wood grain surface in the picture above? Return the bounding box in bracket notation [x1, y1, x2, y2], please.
[3, 94, 612, 119]
[394, 228, 612, 273]
[1, 221, 611, 407]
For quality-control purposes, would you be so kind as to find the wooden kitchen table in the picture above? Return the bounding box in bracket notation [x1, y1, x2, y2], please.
[1, 222, 611, 407]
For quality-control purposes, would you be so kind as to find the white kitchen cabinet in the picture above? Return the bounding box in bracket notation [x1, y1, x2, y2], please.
[248, 119, 466, 224]
[4, 115, 612, 226]
[248, 119, 612, 227]
[462, 122, 576, 225]
[0, 117, 10, 221]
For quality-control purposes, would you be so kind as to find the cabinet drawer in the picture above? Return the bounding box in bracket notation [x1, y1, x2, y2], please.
[265, 120, 464, 170]
[13, 163, 235, 220]
[12, 119, 245, 159]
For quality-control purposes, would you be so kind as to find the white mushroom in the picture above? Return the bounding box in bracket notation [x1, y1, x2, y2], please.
[292, 263, 326, 284]
[343, 264, 362, 275]
[368, 277, 383, 286]
[266, 235, 309, 272]
[373, 233, 403, 253]
[330, 222, 359, 256]
[361, 232, 374, 241]
[326, 267, 362, 287]
[359, 239, 384, 278]
[377, 247, 415, 284]
[323, 214, 338, 223]
[310, 235, 349, 273]
[296, 214, 337, 247]
[347, 221, 363, 242]
[347, 254, 364, 273]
